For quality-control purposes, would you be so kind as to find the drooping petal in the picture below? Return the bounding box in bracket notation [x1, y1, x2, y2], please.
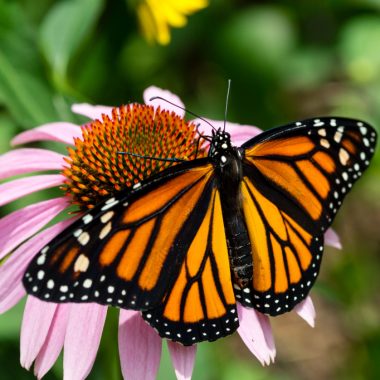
[0, 174, 65, 207]
[0, 197, 69, 260]
[167, 341, 197, 380]
[324, 228, 342, 249]
[0, 218, 76, 302]
[0, 149, 65, 180]
[34, 304, 70, 379]
[20, 297, 58, 370]
[193, 118, 262, 145]
[294, 296, 316, 328]
[0, 283, 25, 314]
[12, 123, 82, 146]
[71, 103, 113, 120]
[118, 310, 162, 380]
[144, 86, 185, 117]
[237, 303, 275, 365]
[63, 304, 107, 380]
[255, 312, 276, 362]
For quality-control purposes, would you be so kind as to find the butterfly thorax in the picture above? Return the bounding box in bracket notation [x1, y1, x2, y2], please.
[210, 129, 253, 289]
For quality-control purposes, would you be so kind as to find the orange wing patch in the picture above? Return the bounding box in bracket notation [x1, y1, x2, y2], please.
[312, 151, 336, 173]
[123, 166, 210, 223]
[241, 181, 272, 292]
[249, 136, 314, 157]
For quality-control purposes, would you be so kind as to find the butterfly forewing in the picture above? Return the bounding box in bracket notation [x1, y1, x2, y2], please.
[236, 117, 377, 314]
[23, 161, 215, 312]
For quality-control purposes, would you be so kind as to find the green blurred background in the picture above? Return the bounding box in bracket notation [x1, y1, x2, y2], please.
[0, 0, 380, 379]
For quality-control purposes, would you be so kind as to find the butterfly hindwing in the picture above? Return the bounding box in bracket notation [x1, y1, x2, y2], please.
[24, 161, 217, 312]
[143, 186, 238, 345]
[234, 175, 324, 314]
[235, 117, 377, 314]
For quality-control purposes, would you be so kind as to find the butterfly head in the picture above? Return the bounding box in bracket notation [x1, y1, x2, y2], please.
[208, 128, 233, 164]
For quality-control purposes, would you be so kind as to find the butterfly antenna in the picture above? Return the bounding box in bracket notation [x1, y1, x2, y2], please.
[117, 151, 187, 163]
[223, 79, 231, 132]
[149, 96, 217, 132]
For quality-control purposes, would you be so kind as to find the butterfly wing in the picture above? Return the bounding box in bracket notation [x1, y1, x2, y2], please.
[23, 159, 237, 344]
[142, 186, 238, 345]
[235, 117, 377, 315]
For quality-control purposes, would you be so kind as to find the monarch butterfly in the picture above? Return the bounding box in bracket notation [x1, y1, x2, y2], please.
[23, 116, 377, 346]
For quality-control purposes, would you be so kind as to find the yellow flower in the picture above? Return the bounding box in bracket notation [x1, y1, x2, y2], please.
[137, 0, 208, 45]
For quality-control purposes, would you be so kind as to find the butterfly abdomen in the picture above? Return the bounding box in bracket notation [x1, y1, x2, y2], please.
[215, 145, 253, 289]
[226, 219, 253, 288]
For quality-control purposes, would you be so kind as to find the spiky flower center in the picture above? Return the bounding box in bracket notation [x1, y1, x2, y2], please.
[63, 104, 206, 210]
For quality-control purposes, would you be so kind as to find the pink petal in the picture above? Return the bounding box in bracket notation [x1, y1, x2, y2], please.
[0, 283, 25, 314]
[0, 197, 69, 260]
[144, 86, 185, 117]
[237, 303, 275, 365]
[20, 297, 58, 370]
[0, 148, 65, 180]
[294, 296, 316, 328]
[71, 103, 113, 120]
[63, 304, 107, 380]
[193, 118, 262, 145]
[167, 341, 197, 380]
[12, 122, 82, 146]
[255, 312, 276, 362]
[324, 228, 342, 249]
[118, 310, 162, 380]
[0, 218, 76, 302]
[0, 174, 65, 207]
[34, 304, 70, 379]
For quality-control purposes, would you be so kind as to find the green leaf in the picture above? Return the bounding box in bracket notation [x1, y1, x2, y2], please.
[0, 114, 17, 154]
[0, 298, 25, 339]
[0, 51, 58, 128]
[39, 0, 105, 84]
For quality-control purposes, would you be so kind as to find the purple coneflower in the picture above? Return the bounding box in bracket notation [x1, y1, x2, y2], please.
[0, 87, 341, 379]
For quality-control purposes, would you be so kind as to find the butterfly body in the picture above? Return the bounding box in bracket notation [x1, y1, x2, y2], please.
[208, 131, 254, 288]
[23, 117, 377, 345]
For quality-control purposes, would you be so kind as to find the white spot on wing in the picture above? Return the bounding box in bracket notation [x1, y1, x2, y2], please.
[73, 229, 83, 238]
[101, 198, 119, 211]
[37, 270, 45, 280]
[37, 254, 46, 265]
[78, 232, 90, 246]
[339, 148, 349, 165]
[74, 254, 90, 273]
[314, 119, 325, 127]
[82, 214, 93, 224]
[99, 222, 112, 239]
[334, 131, 343, 143]
[108, 286, 115, 294]
[320, 139, 330, 148]
[83, 279, 93, 288]
[100, 211, 114, 224]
